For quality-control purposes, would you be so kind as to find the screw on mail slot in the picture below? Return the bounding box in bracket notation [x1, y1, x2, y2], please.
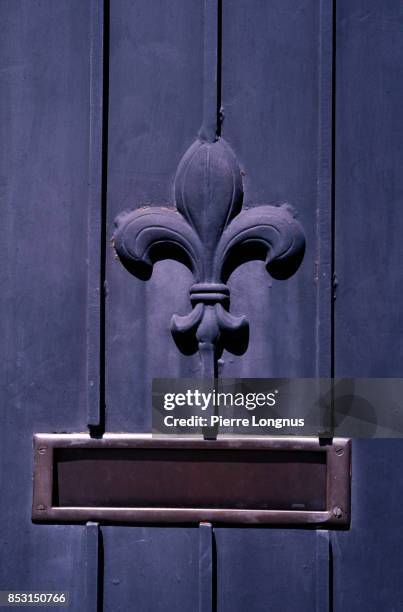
[32, 434, 351, 526]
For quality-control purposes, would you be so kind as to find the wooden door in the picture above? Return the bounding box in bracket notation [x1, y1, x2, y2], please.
[1, 1, 403, 610]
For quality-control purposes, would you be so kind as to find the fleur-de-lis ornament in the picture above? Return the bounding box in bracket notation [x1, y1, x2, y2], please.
[113, 0, 305, 379]
[113, 136, 305, 377]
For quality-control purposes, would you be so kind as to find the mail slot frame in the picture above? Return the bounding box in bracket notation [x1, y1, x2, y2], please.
[32, 434, 351, 526]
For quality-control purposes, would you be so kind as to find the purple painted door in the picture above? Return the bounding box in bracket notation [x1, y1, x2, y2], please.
[1, 1, 403, 610]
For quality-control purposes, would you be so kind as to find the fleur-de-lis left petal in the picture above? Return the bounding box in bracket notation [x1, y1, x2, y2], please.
[114, 206, 204, 280]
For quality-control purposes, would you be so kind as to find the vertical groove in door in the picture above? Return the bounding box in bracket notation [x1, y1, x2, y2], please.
[99, 0, 110, 435]
[216, 0, 222, 139]
[330, 0, 337, 383]
[199, 0, 222, 141]
[87, 0, 110, 434]
[199, 522, 215, 612]
[316, 2, 334, 607]
[85, 522, 104, 612]
[316, 0, 335, 382]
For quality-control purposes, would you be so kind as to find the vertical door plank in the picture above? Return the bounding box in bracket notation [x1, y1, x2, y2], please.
[215, 529, 318, 612]
[102, 527, 199, 612]
[220, 0, 321, 379]
[334, 1, 403, 610]
[217, 2, 333, 609]
[106, 0, 204, 432]
[0, 1, 101, 607]
[104, 5, 204, 610]
[331, 440, 403, 612]
[335, 0, 403, 378]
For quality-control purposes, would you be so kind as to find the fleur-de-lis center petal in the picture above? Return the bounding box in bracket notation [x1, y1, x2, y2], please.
[174, 139, 243, 282]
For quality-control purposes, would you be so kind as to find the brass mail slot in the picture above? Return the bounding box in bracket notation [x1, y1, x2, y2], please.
[32, 434, 351, 526]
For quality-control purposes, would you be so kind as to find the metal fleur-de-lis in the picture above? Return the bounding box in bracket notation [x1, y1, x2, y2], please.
[113, 136, 305, 377]
[112, 0, 305, 379]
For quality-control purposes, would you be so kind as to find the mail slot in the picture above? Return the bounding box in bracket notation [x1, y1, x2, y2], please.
[32, 434, 351, 526]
